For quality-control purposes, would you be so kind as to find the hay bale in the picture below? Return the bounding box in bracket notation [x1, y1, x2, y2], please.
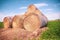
[12, 15, 23, 29]
[24, 4, 43, 16]
[23, 4, 48, 32]
[24, 4, 37, 16]
[24, 4, 48, 27]
[23, 14, 41, 32]
[35, 10, 48, 27]
[27, 4, 37, 13]
[3, 17, 12, 29]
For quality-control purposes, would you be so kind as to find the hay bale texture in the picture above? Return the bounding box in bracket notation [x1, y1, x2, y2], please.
[12, 15, 23, 29]
[23, 4, 48, 32]
[24, 14, 40, 32]
[3, 17, 12, 29]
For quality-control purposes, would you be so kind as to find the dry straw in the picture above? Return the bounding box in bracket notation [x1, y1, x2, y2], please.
[12, 15, 23, 29]
[3, 17, 12, 29]
[23, 4, 48, 32]
[24, 13, 41, 32]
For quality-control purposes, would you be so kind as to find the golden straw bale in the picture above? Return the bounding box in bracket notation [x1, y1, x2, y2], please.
[23, 4, 48, 32]
[3, 17, 12, 29]
[35, 9, 48, 27]
[24, 4, 37, 16]
[24, 4, 48, 27]
[12, 15, 23, 29]
[27, 4, 37, 13]
[23, 14, 41, 32]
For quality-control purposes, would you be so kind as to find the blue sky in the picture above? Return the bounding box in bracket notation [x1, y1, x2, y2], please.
[0, 0, 60, 21]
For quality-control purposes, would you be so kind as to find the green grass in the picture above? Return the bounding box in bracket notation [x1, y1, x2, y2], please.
[40, 20, 60, 40]
[0, 22, 4, 28]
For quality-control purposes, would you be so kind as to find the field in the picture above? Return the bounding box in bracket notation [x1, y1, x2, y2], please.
[0, 20, 60, 40]
[39, 20, 60, 40]
[0, 22, 4, 28]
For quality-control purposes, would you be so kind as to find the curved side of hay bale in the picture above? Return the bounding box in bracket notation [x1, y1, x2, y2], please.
[35, 10, 48, 27]
[12, 15, 23, 29]
[23, 14, 41, 32]
[40, 14, 48, 27]
[3, 17, 12, 29]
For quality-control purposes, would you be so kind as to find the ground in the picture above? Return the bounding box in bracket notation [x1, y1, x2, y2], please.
[0, 27, 47, 40]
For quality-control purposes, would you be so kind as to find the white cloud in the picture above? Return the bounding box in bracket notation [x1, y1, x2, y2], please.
[44, 13, 60, 20]
[0, 13, 6, 22]
[46, 9, 53, 11]
[0, 12, 25, 22]
[19, 3, 48, 9]
[19, 7, 27, 9]
[34, 3, 48, 8]
[0, 12, 12, 22]
[0, 12, 60, 21]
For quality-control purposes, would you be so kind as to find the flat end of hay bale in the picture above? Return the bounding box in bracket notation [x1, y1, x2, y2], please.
[24, 14, 41, 32]
[12, 15, 23, 29]
[3, 17, 12, 29]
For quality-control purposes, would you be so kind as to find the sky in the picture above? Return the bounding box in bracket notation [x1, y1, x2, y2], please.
[0, 0, 60, 21]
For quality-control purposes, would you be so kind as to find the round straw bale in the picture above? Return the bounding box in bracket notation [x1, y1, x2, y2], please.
[12, 15, 23, 29]
[27, 4, 38, 13]
[24, 4, 38, 16]
[23, 14, 41, 32]
[34, 10, 48, 27]
[3, 17, 12, 29]
[24, 4, 48, 27]
[23, 4, 48, 32]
